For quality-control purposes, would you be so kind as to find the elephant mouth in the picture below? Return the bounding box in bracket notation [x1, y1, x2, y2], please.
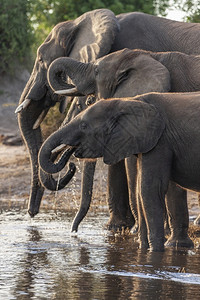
[51, 144, 77, 158]
[51, 144, 98, 161]
[51, 144, 69, 154]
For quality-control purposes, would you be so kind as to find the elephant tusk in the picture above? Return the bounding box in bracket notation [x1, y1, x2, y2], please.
[51, 144, 67, 154]
[15, 98, 32, 113]
[55, 87, 78, 95]
[33, 109, 49, 130]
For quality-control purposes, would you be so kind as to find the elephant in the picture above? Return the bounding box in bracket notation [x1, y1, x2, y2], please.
[16, 9, 119, 217]
[52, 49, 200, 98]
[16, 9, 200, 229]
[38, 92, 200, 251]
[46, 48, 200, 242]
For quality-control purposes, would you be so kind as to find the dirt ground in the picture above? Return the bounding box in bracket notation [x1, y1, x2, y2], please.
[0, 142, 200, 248]
[0, 143, 108, 212]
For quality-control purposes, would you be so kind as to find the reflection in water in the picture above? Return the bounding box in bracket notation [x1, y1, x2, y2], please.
[0, 209, 200, 300]
[13, 227, 51, 299]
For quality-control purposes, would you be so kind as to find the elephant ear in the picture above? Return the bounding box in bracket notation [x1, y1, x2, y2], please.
[103, 99, 165, 165]
[121, 52, 171, 96]
[60, 9, 119, 62]
[136, 54, 171, 93]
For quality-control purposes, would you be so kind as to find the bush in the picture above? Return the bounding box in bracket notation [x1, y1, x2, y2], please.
[0, 0, 33, 74]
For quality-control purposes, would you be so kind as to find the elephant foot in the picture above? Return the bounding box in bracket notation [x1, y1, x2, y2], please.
[139, 239, 164, 252]
[147, 237, 165, 252]
[165, 236, 194, 248]
[106, 215, 134, 232]
[139, 239, 149, 250]
[149, 245, 165, 252]
[194, 214, 200, 225]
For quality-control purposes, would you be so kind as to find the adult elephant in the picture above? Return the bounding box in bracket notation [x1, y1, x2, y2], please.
[38, 93, 200, 251]
[17, 10, 200, 229]
[16, 9, 119, 217]
[47, 48, 200, 246]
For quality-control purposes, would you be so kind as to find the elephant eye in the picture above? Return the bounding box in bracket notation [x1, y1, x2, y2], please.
[80, 121, 88, 131]
[94, 66, 99, 76]
[38, 56, 46, 69]
[38, 56, 43, 63]
[77, 102, 81, 110]
[117, 70, 131, 84]
[86, 95, 96, 106]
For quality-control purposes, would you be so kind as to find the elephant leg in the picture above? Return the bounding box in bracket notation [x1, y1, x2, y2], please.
[194, 193, 200, 225]
[139, 173, 165, 252]
[71, 160, 96, 232]
[137, 144, 175, 252]
[137, 180, 149, 249]
[107, 160, 135, 231]
[164, 204, 170, 236]
[165, 181, 194, 248]
[125, 155, 138, 233]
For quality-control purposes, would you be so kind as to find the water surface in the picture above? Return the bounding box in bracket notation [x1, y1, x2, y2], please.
[0, 209, 200, 299]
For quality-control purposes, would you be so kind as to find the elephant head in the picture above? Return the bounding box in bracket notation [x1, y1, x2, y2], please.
[17, 9, 119, 217]
[39, 98, 165, 172]
[47, 48, 171, 101]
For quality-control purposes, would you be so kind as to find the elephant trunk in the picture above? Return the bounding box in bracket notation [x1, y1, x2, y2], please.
[18, 73, 70, 216]
[71, 160, 96, 232]
[47, 57, 95, 96]
[39, 126, 76, 174]
[18, 92, 45, 217]
[39, 163, 76, 191]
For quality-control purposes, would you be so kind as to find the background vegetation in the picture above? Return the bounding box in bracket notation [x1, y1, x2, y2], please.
[0, 0, 33, 73]
[0, 0, 199, 74]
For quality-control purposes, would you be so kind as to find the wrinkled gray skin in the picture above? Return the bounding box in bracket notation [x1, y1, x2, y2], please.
[39, 93, 200, 251]
[47, 48, 200, 244]
[18, 10, 200, 229]
[52, 14, 200, 232]
[17, 9, 119, 217]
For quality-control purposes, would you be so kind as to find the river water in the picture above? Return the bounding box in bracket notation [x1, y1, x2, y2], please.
[0, 209, 200, 300]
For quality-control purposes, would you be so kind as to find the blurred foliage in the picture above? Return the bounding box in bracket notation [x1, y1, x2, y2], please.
[41, 103, 66, 139]
[0, 0, 33, 74]
[0, 0, 173, 74]
[173, 0, 200, 22]
[189, 12, 200, 23]
[1, 0, 199, 75]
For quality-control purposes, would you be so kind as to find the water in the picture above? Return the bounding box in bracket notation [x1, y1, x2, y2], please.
[0, 209, 200, 300]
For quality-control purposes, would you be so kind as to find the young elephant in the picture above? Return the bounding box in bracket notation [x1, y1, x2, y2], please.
[39, 92, 200, 251]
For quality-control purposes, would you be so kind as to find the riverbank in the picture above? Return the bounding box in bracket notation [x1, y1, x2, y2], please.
[0, 143, 200, 247]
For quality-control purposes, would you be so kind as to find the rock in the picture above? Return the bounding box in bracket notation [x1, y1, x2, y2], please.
[1, 134, 23, 146]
